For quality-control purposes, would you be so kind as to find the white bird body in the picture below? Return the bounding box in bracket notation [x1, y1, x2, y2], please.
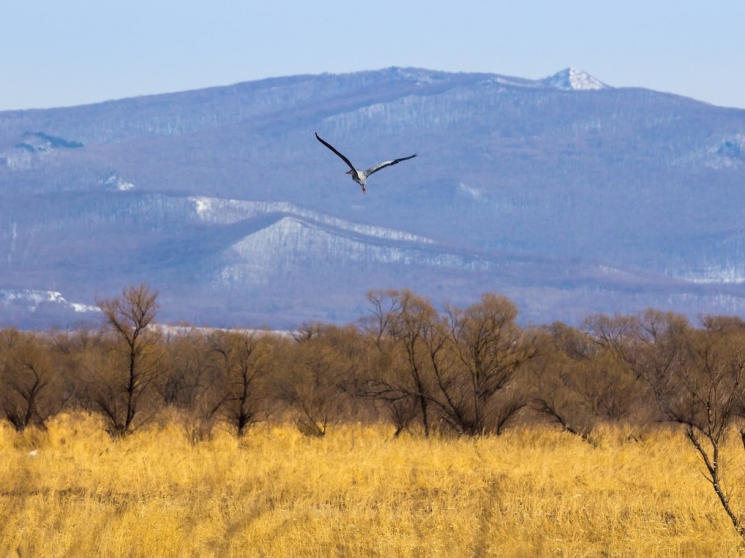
[349, 169, 368, 187]
[315, 132, 416, 193]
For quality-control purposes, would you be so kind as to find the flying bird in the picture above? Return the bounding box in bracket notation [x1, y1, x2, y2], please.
[315, 132, 416, 193]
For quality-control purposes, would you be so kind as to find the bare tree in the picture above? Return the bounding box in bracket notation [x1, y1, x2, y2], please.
[361, 291, 539, 437]
[528, 323, 642, 440]
[92, 284, 163, 437]
[528, 324, 591, 437]
[281, 323, 362, 437]
[362, 289, 439, 436]
[0, 330, 56, 430]
[667, 318, 745, 537]
[161, 327, 224, 442]
[208, 330, 272, 436]
[588, 309, 745, 537]
[585, 309, 689, 392]
[437, 293, 539, 435]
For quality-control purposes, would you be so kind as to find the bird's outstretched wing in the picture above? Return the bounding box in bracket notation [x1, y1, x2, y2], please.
[364, 154, 417, 177]
[315, 133, 357, 173]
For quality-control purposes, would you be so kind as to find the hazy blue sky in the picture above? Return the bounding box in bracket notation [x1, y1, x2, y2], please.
[1, 0, 743, 110]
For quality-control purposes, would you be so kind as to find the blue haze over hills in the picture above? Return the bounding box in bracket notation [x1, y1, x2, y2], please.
[1, 67, 744, 328]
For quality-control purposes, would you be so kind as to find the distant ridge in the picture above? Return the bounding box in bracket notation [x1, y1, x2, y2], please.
[0, 67, 744, 328]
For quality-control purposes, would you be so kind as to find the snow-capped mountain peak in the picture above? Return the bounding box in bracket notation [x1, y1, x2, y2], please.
[543, 68, 609, 91]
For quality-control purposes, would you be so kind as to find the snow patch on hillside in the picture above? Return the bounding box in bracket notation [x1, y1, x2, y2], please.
[393, 67, 444, 85]
[101, 173, 135, 191]
[218, 216, 490, 286]
[189, 196, 435, 244]
[674, 134, 745, 169]
[707, 135, 745, 169]
[490, 76, 542, 89]
[457, 183, 485, 202]
[676, 266, 745, 284]
[596, 265, 638, 280]
[0, 289, 100, 312]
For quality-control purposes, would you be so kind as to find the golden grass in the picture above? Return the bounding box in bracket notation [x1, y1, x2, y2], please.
[2, 415, 745, 557]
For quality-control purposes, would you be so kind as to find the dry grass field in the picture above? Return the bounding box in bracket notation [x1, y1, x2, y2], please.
[2, 414, 745, 557]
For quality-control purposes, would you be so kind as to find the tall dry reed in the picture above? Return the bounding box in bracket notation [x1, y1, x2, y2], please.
[1, 414, 744, 557]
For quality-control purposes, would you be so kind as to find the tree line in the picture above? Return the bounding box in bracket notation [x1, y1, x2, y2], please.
[5, 284, 745, 534]
[3, 285, 745, 443]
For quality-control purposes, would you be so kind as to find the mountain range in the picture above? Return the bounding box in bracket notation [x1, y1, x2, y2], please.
[1, 67, 744, 328]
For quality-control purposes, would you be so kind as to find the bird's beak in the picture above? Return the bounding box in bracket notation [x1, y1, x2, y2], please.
[345, 170, 352, 175]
